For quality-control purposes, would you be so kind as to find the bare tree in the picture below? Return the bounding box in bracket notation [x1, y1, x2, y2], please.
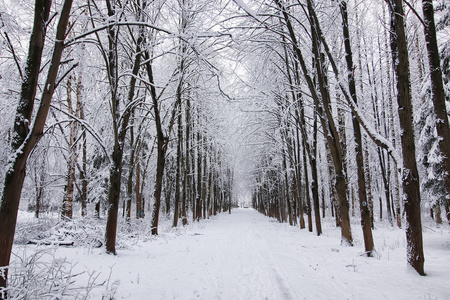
[387, 0, 425, 275]
[0, 0, 73, 291]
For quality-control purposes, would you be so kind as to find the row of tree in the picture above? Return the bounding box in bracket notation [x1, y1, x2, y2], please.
[0, 0, 236, 292]
[232, 0, 449, 277]
[0, 0, 448, 293]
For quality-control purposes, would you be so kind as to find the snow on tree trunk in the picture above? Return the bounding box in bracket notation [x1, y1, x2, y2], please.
[0, 0, 73, 291]
[422, 0, 450, 210]
[388, 0, 425, 275]
[339, 0, 374, 256]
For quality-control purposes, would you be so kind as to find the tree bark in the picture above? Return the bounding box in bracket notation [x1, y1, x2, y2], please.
[146, 57, 167, 235]
[422, 0, 450, 204]
[183, 98, 191, 225]
[78, 75, 88, 217]
[388, 0, 425, 275]
[105, 0, 145, 252]
[339, 0, 374, 255]
[311, 111, 322, 235]
[62, 76, 76, 220]
[305, 0, 352, 244]
[0, 0, 72, 291]
[173, 82, 183, 227]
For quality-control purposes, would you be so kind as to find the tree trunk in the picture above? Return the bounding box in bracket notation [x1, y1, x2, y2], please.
[311, 111, 322, 235]
[388, 0, 425, 275]
[126, 109, 135, 223]
[305, 0, 352, 244]
[340, 0, 374, 255]
[0, 0, 72, 291]
[282, 134, 293, 226]
[295, 122, 305, 229]
[355, 8, 375, 229]
[202, 136, 208, 219]
[173, 83, 183, 227]
[196, 124, 203, 221]
[78, 76, 88, 217]
[422, 0, 450, 203]
[62, 76, 76, 220]
[105, 1, 144, 252]
[146, 58, 167, 235]
[434, 204, 443, 225]
[135, 150, 142, 219]
[183, 99, 191, 225]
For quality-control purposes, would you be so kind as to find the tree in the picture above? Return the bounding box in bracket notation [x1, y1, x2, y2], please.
[421, 0, 450, 221]
[339, 0, 374, 256]
[387, 0, 425, 275]
[0, 0, 73, 291]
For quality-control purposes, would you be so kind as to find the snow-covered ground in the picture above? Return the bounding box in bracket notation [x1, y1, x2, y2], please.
[9, 208, 450, 299]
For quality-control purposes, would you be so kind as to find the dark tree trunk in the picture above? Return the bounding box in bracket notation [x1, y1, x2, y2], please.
[145, 58, 167, 235]
[311, 111, 322, 235]
[182, 99, 191, 225]
[282, 134, 293, 226]
[78, 77, 88, 217]
[135, 152, 142, 219]
[126, 109, 135, 222]
[105, 2, 144, 252]
[340, 0, 374, 255]
[0, 0, 72, 291]
[388, 0, 425, 275]
[196, 119, 203, 221]
[104, 0, 120, 255]
[422, 0, 450, 200]
[145, 49, 180, 234]
[173, 81, 183, 227]
[202, 136, 208, 219]
[305, 0, 352, 243]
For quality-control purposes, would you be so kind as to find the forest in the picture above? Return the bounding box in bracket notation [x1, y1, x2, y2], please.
[0, 0, 449, 298]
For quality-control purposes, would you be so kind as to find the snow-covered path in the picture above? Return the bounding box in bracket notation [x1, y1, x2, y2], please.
[18, 208, 448, 299]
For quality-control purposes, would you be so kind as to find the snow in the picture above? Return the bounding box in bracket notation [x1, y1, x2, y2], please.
[233, 0, 258, 19]
[9, 208, 450, 299]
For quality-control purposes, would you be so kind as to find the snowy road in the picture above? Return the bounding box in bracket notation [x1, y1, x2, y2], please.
[38, 208, 448, 299]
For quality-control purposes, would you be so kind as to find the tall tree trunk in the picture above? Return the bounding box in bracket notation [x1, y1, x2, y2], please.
[173, 103, 182, 228]
[105, 2, 145, 251]
[422, 0, 450, 202]
[388, 0, 425, 275]
[183, 99, 191, 225]
[304, 0, 352, 244]
[196, 120, 203, 221]
[146, 58, 167, 235]
[103, 0, 121, 255]
[311, 111, 322, 235]
[295, 120, 305, 229]
[126, 109, 135, 222]
[202, 136, 208, 219]
[382, 4, 402, 228]
[0, 0, 72, 291]
[135, 148, 142, 219]
[62, 76, 77, 220]
[282, 132, 293, 226]
[78, 76, 88, 217]
[355, 7, 375, 229]
[340, 0, 374, 255]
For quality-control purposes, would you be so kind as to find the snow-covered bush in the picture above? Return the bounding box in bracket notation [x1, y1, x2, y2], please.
[0, 248, 106, 299]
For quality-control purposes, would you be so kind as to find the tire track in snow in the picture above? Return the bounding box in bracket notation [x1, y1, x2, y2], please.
[246, 211, 360, 300]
